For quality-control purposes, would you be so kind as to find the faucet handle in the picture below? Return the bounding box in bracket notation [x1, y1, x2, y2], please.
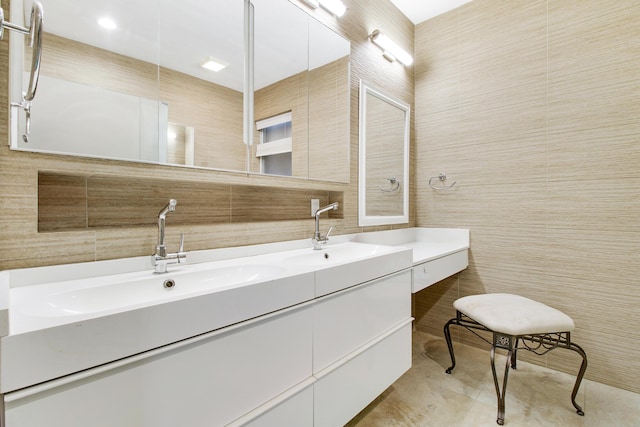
[179, 233, 185, 253]
[325, 226, 333, 239]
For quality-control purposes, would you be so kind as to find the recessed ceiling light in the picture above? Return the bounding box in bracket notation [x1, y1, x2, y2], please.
[98, 17, 117, 30]
[200, 56, 229, 72]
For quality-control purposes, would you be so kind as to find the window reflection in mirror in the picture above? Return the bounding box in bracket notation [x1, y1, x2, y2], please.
[255, 111, 293, 176]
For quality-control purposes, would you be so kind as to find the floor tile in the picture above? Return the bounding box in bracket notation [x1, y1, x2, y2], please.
[347, 331, 639, 427]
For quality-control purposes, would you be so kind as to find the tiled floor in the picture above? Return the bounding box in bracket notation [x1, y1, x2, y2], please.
[347, 331, 640, 426]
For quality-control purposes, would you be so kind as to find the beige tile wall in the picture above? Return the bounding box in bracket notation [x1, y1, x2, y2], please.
[0, 0, 415, 270]
[309, 56, 350, 182]
[414, 0, 640, 393]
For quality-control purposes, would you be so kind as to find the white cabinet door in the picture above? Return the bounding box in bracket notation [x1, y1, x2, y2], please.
[4, 305, 313, 427]
[313, 270, 411, 373]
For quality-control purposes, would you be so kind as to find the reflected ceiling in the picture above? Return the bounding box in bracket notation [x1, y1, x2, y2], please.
[32, 0, 348, 91]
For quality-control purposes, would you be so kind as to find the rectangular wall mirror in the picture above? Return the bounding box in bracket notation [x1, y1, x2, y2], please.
[358, 81, 409, 226]
[9, 0, 350, 183]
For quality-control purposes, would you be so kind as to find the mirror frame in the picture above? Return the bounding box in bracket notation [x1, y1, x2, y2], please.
[358, 80, 410, 226]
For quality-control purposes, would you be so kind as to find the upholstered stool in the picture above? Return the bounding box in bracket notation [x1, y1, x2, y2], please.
[443, 293, 587, 425]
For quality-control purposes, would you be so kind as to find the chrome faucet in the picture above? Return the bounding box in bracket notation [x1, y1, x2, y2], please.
[152, 199, 186, 273]
[312, 202, 339, 250]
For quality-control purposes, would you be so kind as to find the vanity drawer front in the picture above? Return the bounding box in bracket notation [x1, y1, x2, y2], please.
[4, 305, 313, 427]
[412, 250, 468, 293]
[229, 379, 314, 427]
[313, 269, 411, 373]
[314, 321, 412, 427]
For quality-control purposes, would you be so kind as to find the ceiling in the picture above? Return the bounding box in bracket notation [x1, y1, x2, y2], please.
[389, 0, 473, 24]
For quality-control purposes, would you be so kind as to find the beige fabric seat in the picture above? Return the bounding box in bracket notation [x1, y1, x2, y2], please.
[444, 293, 587, 425]
[454, 293, 575, 336]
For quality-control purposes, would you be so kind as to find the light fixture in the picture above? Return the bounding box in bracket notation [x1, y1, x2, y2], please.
[318, 0, 346, 17]
[369, 30, 413, 66]
[299, 0, 320, 9]
[200, 56, 229, 72]
[299, 0, 345, 17]
[97, 17, 117, 30]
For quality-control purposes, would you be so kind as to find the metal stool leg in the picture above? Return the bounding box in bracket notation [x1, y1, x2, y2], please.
[568, 341, 588, 416]
[444, 317, 457, 374]
[510, 338, 519, 369]
[491, 333, 515, 425]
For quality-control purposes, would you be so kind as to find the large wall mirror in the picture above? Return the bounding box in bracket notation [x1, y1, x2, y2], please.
[358, 81, 409, 226]
[9, 0, 350, 183]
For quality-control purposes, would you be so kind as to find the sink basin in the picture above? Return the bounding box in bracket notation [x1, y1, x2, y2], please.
[280, 242, 412, 297]
[12, 264, 286, 318]
[283, 242, 395, 266]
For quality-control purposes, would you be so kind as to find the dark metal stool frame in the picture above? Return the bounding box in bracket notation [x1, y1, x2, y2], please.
[444, 311, 588, 425]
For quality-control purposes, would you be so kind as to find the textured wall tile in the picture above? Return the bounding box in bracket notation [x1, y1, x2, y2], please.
[415, 0, 640, 393]
[414, 274, 459, 336]
[87, 176, 232, 227]
[38, 173, 87, 231]
[230, 186, 334, 223]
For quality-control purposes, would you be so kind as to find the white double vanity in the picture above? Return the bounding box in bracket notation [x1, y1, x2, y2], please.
[0, 228, 468, 426]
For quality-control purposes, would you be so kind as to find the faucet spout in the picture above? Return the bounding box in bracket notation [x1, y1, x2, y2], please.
[152, 199, 186, 273]
[156, 199, 177, 257]
[313, 202, 339, 250]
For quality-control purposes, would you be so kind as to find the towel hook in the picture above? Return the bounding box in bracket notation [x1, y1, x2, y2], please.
[378, 177, 400, 193]
[429, 172, 456, 191]
[3, 1, 44, 142]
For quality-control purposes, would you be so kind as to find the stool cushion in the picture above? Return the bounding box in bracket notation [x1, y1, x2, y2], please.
[454, 293, 575, 336]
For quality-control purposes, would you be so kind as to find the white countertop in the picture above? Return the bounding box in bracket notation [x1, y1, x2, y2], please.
[352, 227, 469, 265]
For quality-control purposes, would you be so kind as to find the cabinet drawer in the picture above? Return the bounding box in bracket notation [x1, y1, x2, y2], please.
[4, 305, 313, 427]
[314, 321, 412, 427]
[229, 379, 314, 427]
[412, 250, 468, 293]
[313, 270, 411, 373]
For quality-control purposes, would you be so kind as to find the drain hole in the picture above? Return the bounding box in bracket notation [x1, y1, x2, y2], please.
[324, 252, 330, 259]
[163, 279, 176, 289]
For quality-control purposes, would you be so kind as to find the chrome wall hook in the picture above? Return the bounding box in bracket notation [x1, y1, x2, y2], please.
[429, 172, 456, 191]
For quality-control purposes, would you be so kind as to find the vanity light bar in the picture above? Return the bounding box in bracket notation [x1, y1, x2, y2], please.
[369, 30, 413, 66]
[298, 0, 346, 17]
[318, 0, 346, 17]
[299, 0, 320, 9]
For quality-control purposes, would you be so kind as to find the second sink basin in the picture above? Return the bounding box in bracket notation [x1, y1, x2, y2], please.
[281, 242, 411, 296]
[283, 242, 395, 266]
